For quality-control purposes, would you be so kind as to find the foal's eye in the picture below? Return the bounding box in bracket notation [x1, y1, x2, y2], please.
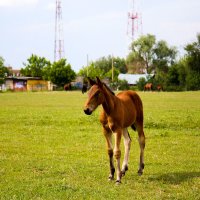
[94, 92, 100, 98]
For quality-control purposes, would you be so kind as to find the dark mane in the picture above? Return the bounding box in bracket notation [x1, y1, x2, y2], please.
[103, 83, 115, 96]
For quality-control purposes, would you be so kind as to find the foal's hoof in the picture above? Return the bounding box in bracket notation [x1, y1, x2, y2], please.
[121, 166, 128, 177]
[138, 170, 143, 176]
[138, 164, 144, 176]
[115, 180, 121, 185]
[121, 172, 125, 177]
[108, 175, 114, 181]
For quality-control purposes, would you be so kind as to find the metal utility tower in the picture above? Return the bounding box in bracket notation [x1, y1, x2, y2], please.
[54, 0, 65, 61]
[127, 0, 142, 42]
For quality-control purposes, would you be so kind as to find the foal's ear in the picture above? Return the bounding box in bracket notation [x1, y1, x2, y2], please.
[96, 76, 103, 88]
[87, 77, 96, 86]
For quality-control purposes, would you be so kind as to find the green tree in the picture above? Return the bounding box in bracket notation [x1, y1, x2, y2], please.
[0, 56, 4, 69]
[126, 52, 146, 73]
[50, 59, 76, 87]
[105, 68, 120, 82]
[153, 40, 177, 73]
[78, 63, 104, 79]
[173, 58, 187, 90]
[127, 34, 177, 75]
[21, 54, 51, 77]
[130, 34, 156, 73]
[78, 55, 127, 80]
[185, 34, 200, 72]
[165, 64, 181, 91]
[137, 77, 146, 91]
[112, 57, 127, 74]
[0, 56, 9, 85]
[42, 64, 52, 81]
[94, 56, 111, 74]
[184, 33, 200, 90]
[117, 79, 129, 90]
[177, 62, 187, 88]
[94, 55, 127, 74]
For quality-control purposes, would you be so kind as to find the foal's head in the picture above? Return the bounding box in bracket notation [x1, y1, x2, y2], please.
[83, 77, 114, 115]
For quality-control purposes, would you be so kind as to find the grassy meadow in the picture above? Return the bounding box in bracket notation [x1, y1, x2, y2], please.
[0, 91, 200, 200]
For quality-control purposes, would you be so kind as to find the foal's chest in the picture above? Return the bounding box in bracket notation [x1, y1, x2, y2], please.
[107, 117, 121, 132]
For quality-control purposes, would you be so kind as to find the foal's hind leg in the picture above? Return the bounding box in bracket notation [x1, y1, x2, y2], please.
[121, 128, 131, 176]
[137, 125, 145, 175]
[103, 126, 115, 180]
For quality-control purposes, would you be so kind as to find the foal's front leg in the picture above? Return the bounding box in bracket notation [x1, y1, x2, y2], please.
[103, 127, 115, 180]
[114, 130, 122, 184]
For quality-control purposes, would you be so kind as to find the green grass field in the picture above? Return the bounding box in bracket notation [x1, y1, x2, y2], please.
[0, 91, 200, 200]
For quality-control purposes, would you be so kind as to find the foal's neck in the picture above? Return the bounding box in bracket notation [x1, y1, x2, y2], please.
[102, 86, 116, 115]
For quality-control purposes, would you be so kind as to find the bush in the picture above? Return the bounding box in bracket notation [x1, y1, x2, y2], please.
[117, 80, 130, 90]
[130, 85, 138, 91]
[186, 72, 200, 90]
[137, 77, 146, 91]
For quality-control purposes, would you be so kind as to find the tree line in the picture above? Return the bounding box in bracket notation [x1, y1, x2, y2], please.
[131, 33, 200, 91]
[0, 33, 200, 90]
[0, 56, 76, 88]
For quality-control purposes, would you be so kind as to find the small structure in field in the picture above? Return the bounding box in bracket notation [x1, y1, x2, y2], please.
[4, 77, 53, 92]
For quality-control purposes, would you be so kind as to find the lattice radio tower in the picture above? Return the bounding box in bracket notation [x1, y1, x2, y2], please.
[54, 0, 65, 61]
[127, 0, 143, 43]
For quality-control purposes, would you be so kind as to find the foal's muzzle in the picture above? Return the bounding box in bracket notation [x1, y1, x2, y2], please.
[84, 108, 92, 115]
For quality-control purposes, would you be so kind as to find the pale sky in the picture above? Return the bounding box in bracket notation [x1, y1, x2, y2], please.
[0, 0, 199, 72]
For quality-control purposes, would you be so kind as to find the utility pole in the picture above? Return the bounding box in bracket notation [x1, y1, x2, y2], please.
[112, 55, 114, 82]
[87, 54, 89, 77]
[54, 0, 65, 61]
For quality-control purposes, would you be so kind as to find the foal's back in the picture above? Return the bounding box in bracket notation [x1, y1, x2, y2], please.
[117, 90, 142, 107]
[116, 90, 143, 126]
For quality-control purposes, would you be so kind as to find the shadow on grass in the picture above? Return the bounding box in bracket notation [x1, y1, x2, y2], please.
[148, 172, 200, 184]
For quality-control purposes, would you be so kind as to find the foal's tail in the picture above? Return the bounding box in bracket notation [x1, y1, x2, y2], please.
[130, 91, 144, 132]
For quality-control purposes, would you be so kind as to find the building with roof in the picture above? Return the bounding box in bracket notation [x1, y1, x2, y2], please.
[4, 77, 53, 92]
[0, 67, 53, 91]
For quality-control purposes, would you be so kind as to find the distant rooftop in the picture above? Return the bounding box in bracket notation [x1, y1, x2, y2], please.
[6, 77, 42, 80]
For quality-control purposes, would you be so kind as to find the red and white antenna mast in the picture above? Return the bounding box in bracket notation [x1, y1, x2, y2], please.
[54, 0, 65, 61]
[127, 0, 142, 43]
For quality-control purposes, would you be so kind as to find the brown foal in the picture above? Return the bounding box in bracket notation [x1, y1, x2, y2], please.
[84, 77, 145, 184]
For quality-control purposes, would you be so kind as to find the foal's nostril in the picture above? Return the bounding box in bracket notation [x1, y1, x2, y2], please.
[84, 108, 92, 115]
